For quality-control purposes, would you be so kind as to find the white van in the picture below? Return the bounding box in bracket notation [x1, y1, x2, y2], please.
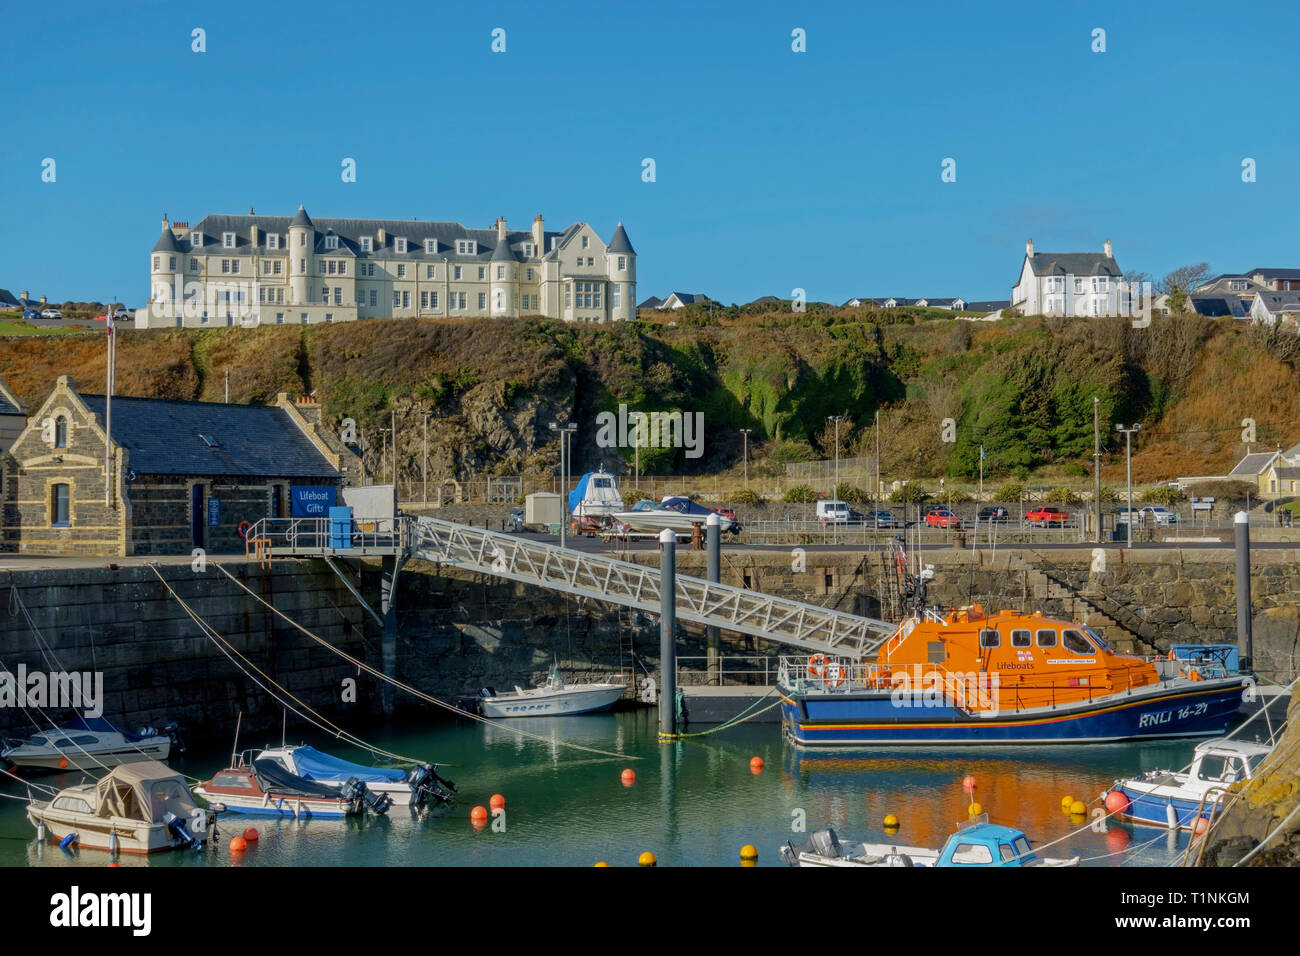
[816, 500, 850, 523]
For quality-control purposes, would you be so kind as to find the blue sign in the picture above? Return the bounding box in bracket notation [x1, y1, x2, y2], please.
[291, 485, 337, 517]
[207, 497, 220, 527]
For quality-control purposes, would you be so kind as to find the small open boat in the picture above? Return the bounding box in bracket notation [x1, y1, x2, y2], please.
[194, 756, 391, 818]
[25, 760, 216, 854]
[780, 817, 1078, 868]
[478, 665, 626, 718]
[255, 745, 456, 808]
[1101, 737, 1274, 830]
[2, 716, 182, 772]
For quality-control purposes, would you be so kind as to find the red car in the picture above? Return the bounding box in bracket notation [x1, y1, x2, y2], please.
[1025, 506, 1069, 526]
[924, 508, 962, 529]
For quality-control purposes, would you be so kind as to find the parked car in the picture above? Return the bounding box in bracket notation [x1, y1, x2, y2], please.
[113, 307, 132, 320]
[977, 506, 1010, 523]
[816, 500, 851, 524]
[866, 509, 902, 529]
[1026, 506, 1069, 526]
[924, 507, 962, 529]
[505, 507, 525, 532]
[710, 506, 738, 523]
[21, 308, 41, 320]
[1139, 506, 1180, 526]
[40, 308, 62, 319]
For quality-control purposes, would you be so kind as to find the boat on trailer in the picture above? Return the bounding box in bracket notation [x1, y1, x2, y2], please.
[478, 665, 626, 718]
[25, 760, 217, 855]
[568, 470, 625, 518]
[2, 715, 182, 772]
[194, 755, 392, 818]
[778, 556, 1250, 747]
[1101, 737, 1274, 830]
[254, 745, 456, 808]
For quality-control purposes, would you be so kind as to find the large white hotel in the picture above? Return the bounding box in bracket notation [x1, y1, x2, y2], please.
[141, 206, 636, 328]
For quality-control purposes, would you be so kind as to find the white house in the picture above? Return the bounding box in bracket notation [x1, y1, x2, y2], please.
[1010, 239, 1128, 317]
[1250, 291, 1300, 328]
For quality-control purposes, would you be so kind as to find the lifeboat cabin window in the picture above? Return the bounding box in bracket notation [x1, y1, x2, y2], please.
[949, 842, 994, 865]
[979, 629, 1001, 649]
[1036, 629, 1057, 648]
[1011, 629, 1032, 648]
[1062, 629, 1096, 654]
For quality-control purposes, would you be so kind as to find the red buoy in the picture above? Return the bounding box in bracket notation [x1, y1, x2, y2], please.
[962, 775, 977, 793]
[470, 805, 489, 824]
[242, 827, 259, 842]
[1193, 816, 1211, 836]
[621, 769, 636, 787]
[229, 836, 247, 853]
[749, 756, 764, 773]
[1104, 790, 1130, 815]
[489, 794, 506, 811]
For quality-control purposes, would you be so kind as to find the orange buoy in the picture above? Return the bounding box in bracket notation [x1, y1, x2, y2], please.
[1193, 816, 1211, 836]
[470, 805, 489, 824]
[242, 827, 259, 842]
[229, 836, 247, 853]
[962, 775, 977, 793]
[107, 862, 120, 867]
[749, 756, 764, 772]
[1104, 790, 1130, 815]
[59, 758, 69, 769]
[621, 769, 636, 787]
[489, 794, 506, 811]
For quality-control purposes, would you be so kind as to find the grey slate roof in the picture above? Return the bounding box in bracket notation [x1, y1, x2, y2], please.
[607, 222, 635, 256]
[1254, 291, 1300, 312]
[0, 376, 25, 416]
[291, 205, 314, 228]
[638, 296, 663, 309]
[490, 236, 517, 262]
[1247, 267, 1300, 279]
[1026, 252, 1121, 278]
[1188, 294, 1247, 317]
[666, 292, 710, 305]
[78, 395, 340, 479]
[0, 289, 21, 308]
[1273, 466, 1300, 480]
[152, 227, 181, 254]
[1281, 442, 1300, 461]
[1228, 451, 1279, 477]
[965, 300, 1010, 313]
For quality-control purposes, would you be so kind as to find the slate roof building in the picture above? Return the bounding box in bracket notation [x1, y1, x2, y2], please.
[1, 377, 359, 556]
[1249, 290, 1300, 328]
[1010, 238, 1134, 317]
[142, 208, 636, 328]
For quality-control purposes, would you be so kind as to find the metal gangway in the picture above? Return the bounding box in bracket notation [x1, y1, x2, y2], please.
[408, 515, 894, 659]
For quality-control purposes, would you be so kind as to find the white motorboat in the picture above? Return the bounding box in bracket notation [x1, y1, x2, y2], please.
[569, 470, 624, 518]
[2, 716, 180, 772]
[479, 666, 626, 717]
[25, 760, 216, 855]
[255, 744, 456, 808]
[1101, 737, 1274, 830]
[780, 818, 1078, 868]
[611, 496, 735, 534]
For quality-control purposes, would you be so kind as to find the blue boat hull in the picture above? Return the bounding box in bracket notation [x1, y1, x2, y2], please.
[781, 680, 1244, 746]
[1111, 787, 1212, 830]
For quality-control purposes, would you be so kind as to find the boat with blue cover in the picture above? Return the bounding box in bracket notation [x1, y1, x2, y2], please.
[255, 745, 456, 808]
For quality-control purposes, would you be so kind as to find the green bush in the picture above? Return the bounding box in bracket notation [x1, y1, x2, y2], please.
[1062, 461, 1087, 478]
[621, 488, 646, 507]
[783, 484, 818, 503]
[945, 490, 974, 504]
[1045, 487, 1082, 504]
[888, 484, 930, 504]
[1141, 485, 1186, 505]
[835, 482, 870, 504]
[1096, 484, 1119, 502]
[732, 488, 763, 505]
[994, 481, 1025, 501]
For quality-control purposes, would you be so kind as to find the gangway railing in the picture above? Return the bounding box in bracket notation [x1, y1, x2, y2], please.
[409, 515, 895, 659]
[242, 517, 406, 558]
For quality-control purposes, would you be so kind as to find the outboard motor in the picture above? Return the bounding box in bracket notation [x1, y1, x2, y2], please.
[163, 722, 187, 755]
[781, 827, 842, 866]
[406, 763, 457, 808]
[339, 777, 391, 816]
[163, 810, 199, 849]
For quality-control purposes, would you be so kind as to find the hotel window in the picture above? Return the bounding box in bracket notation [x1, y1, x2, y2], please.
[477, 267, 486, 280]
[612, 287, 621, 309]
[396, 237, 407, 253]
[526, 268, 534, 281]
[586, 257, 594, 267]
[521, 242, 533, 258]
[276, 288, 284, 303]
[273, 260, 282, 275]
[497, 266, 505, 280]
[425, 240, 437, 253]
[454, 266, 463, 280]
[478, 292, 486, 310]
[300, 259, 306, 272]
[319, 261, 326, 274]
[325, 235, 338, 250]
[170, 256, 177, 271]
[361, 237, 372, 252]
[337, 261, 346, 276]
[258, 287, 266, 303]
[457, 292, 466, 310]
[322, 286, 329, 301]
[1092, 277, 1108, 292]
[222, 260, 231, 274]
[581, 236, 589, 249]
[51, 483, 70, 527]
[334, 288, 342, 305]
[617, 256, 626, 271]
[190, 258, 199, 271]
[495, 291, 503, 310]
[565, 290, 571, 308]
[397, 264, 406, 278]
[328, 260, 336, 275]
[267, 234, 279, 250]
[301, 313, 308, 323]
[369, 290, 377, 307]
[191, 232, 202, 247]
[426, 265, 436, 279]
[402, 291, 410, 309]
[325, 313, 332, 322]
[421, 291, 429, 308]
[456, 240, 476, 255]
[263, 261, 272, 275]
[276, 312, 284, 323]
[223, 232, 235, 248]
[231, 260, 239, 274]
[393, 292, 401, 308]
[430, 291, 439, 309]
[153, 255, 160, 271]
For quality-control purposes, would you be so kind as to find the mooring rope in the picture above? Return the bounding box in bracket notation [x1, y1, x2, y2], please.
[658, 687, 790, 740]
[209, 562, 640, 761]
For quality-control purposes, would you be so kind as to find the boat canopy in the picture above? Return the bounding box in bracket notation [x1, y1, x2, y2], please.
[251, 758, 347, 798]
[568, 471, 622, 515]
[92, 760, 196, 824]
[659, 496, 715, 517]
[290, 746, 407, 785]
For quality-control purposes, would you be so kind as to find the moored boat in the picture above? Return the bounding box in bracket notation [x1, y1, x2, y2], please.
[255, 745, 456, 808]
[780, 817, 1077, 867]
[478, 665, 626, 718]
[1101, 737, 1274, 830]
[194, 756, 391, 818]
[25, 760, 216, 854]
[2, 715, 182, 772]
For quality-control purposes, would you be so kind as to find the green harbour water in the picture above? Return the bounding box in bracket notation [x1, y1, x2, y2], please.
[1, 708, 1218, 867]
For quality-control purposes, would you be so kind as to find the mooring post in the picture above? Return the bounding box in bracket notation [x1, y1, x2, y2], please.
[659, 528, 677, 737]
[706, 513, 721, 686]
[1235, 511, 1253, 674]
[380, 554, 399, 716]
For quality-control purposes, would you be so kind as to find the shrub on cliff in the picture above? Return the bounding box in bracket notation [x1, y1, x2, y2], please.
[1141, 484, 1186, 505]
[732, 488, 763, 505]
[782, 484, 817, 503]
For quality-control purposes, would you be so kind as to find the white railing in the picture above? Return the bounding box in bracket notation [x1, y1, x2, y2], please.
[674, 655, 778, 686]
[242, 516, 407, 557]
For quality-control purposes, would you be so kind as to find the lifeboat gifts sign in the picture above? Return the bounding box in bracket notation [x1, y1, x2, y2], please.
[291, 485, 337, 517]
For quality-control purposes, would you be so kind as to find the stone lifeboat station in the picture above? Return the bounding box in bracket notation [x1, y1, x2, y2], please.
[0, 375, 359, 556]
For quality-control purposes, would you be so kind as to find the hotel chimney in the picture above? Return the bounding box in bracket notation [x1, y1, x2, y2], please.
[532, 215, 544, 255]
[1104, 238, 1113, 258]
[1026, 238, 1034, 257]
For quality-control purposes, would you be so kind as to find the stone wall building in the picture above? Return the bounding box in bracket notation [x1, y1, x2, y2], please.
[139, 207, 636, 328]
[2, 377, 359, 556]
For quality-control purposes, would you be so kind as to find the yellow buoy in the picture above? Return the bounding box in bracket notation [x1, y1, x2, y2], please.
[1061, 795, 1075, 809]
[638, 851, 657, 867]
[594, 861, 610, 867]
[968, 801, 984, 817]
[740, 844, 758, 861]
[883, 813, 899, 828]
[1069, 800, 1087, 815]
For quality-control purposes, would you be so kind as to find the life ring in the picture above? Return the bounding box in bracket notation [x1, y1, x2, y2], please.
[807, 654, 827, 679]
[824, 662, 846, 688]
[1166, 649, 1177, 661]
[237, 520, 252, 539]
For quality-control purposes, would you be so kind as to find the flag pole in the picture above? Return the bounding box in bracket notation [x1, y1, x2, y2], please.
[104, 299, 115, 507]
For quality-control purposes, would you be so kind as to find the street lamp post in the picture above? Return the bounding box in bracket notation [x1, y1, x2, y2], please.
[550, 421, 577, 547]
[1116, 423, 1141, 550]
[739, 428, 752, 487]
[828, 415, 844, 544]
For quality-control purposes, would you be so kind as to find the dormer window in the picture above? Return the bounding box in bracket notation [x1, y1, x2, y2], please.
[266, 233, 279, 250]
[550, 238, 558, 251]
[361, 237, 372, 253]
[191, 232, 202, 247]
[425, 239, 437, 254]
[521, 242, 534, 258]
[395, 237, 407, 253]
[324, 235, 339, 250]
[223, 232, 235, 248]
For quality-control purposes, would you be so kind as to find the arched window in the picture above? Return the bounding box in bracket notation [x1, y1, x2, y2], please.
[51, 483, 70, 526]
[55, 416, 67, 449]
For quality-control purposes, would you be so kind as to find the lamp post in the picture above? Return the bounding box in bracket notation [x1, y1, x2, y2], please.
[550, 421, 577, 547]
[828, 415, 844, 544]
[739, 428, 752, 487]
[1116, 423, 1141, 550]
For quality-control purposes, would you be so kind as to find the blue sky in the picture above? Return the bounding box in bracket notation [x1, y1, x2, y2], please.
[2, 0, 1298, 306]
